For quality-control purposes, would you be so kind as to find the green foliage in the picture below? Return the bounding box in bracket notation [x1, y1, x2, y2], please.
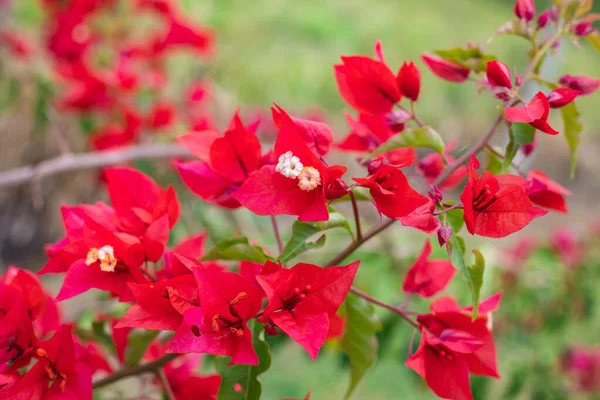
[443, 207, 465, 235]
[449, 236, 485, 319]
[434, 46, 496, 72]
[216, 322, 271, 400]
[504, 122, 535, 172]
[364, 126, 445, 162]
[125, 330, 160, 367]
[279, 209, 352, 263]
[561, 103, 583, 178]
[340, 293, 382, 399]
[202, 237, 273, 263]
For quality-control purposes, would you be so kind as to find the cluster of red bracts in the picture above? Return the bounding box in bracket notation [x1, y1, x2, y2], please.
[35, 0, 215, 151]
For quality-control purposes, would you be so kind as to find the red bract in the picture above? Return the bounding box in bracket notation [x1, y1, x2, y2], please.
[168, 268, 262, 365]
[89, 109, 142, 151]
[272, 107, 333, 157]
[0, 30, 33, 59]
[55, 219, 148, 302]
[418, 143, 467, 190]
[403, 240, 455, 298]
[147, 101, 176, 129]
[460, 155, 547, 238]
[116, 274, 199, 331]
[0, 284, 36, 371]
[56, 62, 113, 111]
[354, 165, 429, 219]
[547, 87, 581, 108]
[334, 55, 401, 114]
[177, 112, 262, 208]
[6, 325, 92, 400]
[396, 61, 421, 101]
[485, 60, 512, 89]
[421, 54, 470, 83]
[505, 92, 559, 135]
[497, 170, 571, 213]
[558, 74, 600, 96]
[233, 106, 347, 222]
[2, 266, 48, 320]
[514, 0, 535, 22]
[399, 200, 441, 235]
[150, 16, 214, 56]
[257, 261, 359, 359]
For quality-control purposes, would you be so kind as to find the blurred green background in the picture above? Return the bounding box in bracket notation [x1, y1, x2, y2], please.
[3, 0, 600, 399]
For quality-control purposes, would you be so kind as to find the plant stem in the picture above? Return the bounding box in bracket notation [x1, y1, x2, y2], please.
[433, 203, 463, 216]
[157, 368, 176, 400]
[350, 287, 419, 329]
[325, 218, 396, 267]
[348, 191, 363, 241]
[92, 353, 180, 389]
[270, 215, 284, 253]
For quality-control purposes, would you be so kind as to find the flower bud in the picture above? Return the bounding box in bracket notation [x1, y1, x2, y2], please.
[437, 226, 452, 247]
[485, 60, 512, 88]
[421, 54, 470, 83]
[428, 185, 443, 204]
[537, 10, 550, 29]
[396, 61, 421, 101]
[367, 157, 385, 175]
[514, 0, 535, 22]
[549, 5, 559, 21]
[520, 134, 537, 156]
[547, 87, 581, 108]
[559, 74, 600, 96]
[573, 21, 594, 37]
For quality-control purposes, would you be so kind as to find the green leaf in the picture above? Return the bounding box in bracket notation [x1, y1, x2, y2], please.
[576, 0, 593, 17]
[586, 31, 600, 53]
[467, 249, 485, 320]
[486, 148, 503, 175]
[202, 237, 273, 263]
[340, 293, 382, 399]
[503, 123, 535, 172]
[279, 209, 352, 263]
[364, 126, 445, 162]
[125, 330, 159, 367]
[449, 236, 484, 320]
[0, 77, 20, 111]
[434, 47, 496, 72]
[215, 321, 271, 400]
[561, 103, 583, 178]
[444, 208, 465, 235]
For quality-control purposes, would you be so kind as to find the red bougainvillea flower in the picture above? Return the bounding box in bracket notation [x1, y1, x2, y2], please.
[418, 142, 467, 190]
[421, 54, 470, 83]
[559, 74, 600, 96]
[547, 87, 581, 108]
[257, 260, 359, 359]
[405, 328, 482, 400]
[147, 101, 176, 129]
[485, 60, 512, 89]
[514, 0, 535, 22]
[145, 341, 221, 400]
[104, 167, 180, 261]
[403, 240, 455, 298]
[2, 266, 48, 320]
[116, 273, 199, 331]
[561, 346, 600, 393]
[272, 107, 333, 157]
[55, 219, 148, 302]
[505, 92, 559, 135]
[89, 108, 142, 151]
[168, 268, 262, 365]
[338, 111, 416, 166]
[233, 106, 347, 221]
[56, 62, 113, 112]
[399, 200, 441, 235]
[0, 283, 36, 371]
[354, 165, 429, 219]
[6, 325, 92, 400]
[407, 293, 502, 400]
[0, 30, 33, 59]
[551, 228, 582, 268]
[499, 170, 571, 213]
[397, 61, 421, 101]
[177, 112, 262, 209]
[334, 55, 401, 115]
[150, 15, 214, 56]
[460, 155, 547, 238]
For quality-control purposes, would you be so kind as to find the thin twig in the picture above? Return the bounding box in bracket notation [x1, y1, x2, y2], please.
[485, 145, 526, 177]
[157, 368, 176, 400]
[0, 143, 192, 189]
[433, 203, 463, 216]
[271, 215, 284, 254]
[92, 353, 181, 389]
[348, 191, 363, 241]
[350, 287, 419, 329]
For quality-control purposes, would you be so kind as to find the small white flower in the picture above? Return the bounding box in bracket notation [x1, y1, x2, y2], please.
[297, 167, 321, 191]
[276, 151, 303, 178]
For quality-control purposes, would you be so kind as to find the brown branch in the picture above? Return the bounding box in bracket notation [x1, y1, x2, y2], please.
[92, 353, 181, 389]
[271, 215, 284, 254]
[157, 368, 176, 400]
[348, 190, 363, 241]
[0, 143, 192, 189]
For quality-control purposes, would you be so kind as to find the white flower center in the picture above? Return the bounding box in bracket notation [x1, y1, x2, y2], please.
[86, 245, 117, 272]
[276, 151, 303, 179]
[298, 167, 321, 191]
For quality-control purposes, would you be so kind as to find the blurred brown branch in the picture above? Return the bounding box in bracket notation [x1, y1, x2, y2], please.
[0, 143, 191, 189]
